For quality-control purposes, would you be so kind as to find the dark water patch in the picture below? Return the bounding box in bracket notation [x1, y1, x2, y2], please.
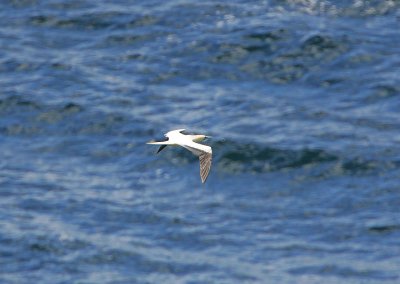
[0, 96, 41, 112]
[29, 15, 57, 26]
[215, 139, 400, 178]
[48, 62, 73, 71]
[289, 264, 398, 280]
[212, 28, 289, 64]
[29, 11, 131, 30]
[217, 140, 337, 173]
[118, 52, 149, 62]
[246, 29, 288, 43]
[35, 106, 84, 124]
[211, 44, 253, 64]
[62, 102, 84, 113]
[0, 96, 137, 139]
[0, 58, 41, 73]
[243, 44, 273, 54]
[1, 233, 90, 269]
[238, 33, 348, 84]
[368, 225, 400, 234]
[340, 158, 377, 175]
[29, 241, 63, 255]
[0, 96, 85, 115]
[0, 97, 94, 137]
[105, 34, 154, 46]
[82, 249, 138, 266]
[301, 34, 346, 57]
[0, 124, 43, 136]
[365, 84, 400, 103]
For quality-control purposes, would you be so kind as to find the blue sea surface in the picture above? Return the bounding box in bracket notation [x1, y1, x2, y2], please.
[1, 1, 400, 283]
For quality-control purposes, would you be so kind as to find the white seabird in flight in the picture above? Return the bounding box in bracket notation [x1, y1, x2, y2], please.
[147, 129, 212, 183]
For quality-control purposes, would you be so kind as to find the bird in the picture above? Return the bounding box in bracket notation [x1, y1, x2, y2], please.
[147, 129, 212, 183]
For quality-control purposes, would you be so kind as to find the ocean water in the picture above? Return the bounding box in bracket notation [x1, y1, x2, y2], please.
[1, 1, 400, 283]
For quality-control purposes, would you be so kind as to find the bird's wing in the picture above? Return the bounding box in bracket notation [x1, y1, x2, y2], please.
[180, 141, 211, 156]
[199, 152, 212, 183]
[180, 141, 212, 183]
[147, 141, 172, 145]
[147, 136, 173, 146]
[165, 129, 186, 137]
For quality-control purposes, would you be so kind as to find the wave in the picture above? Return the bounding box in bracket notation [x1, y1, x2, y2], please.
[212, 139, 398, 177]
[270, 0, 400, 17]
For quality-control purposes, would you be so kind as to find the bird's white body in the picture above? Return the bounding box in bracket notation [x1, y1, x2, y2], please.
[147, 129, 212, 183]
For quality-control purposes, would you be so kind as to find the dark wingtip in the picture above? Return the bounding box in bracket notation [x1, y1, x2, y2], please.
[156, 145, 167, 154]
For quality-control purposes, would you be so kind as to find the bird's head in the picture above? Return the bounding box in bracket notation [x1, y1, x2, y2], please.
[192, 134, 211, 142]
